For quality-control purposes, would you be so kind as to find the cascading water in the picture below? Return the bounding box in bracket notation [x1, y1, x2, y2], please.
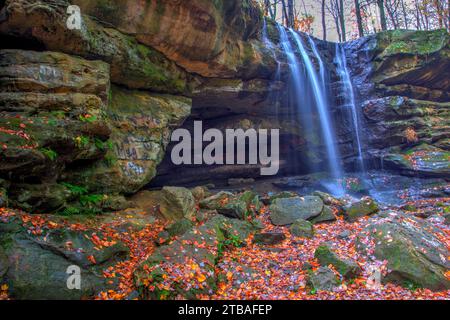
[289, 30, 344, 194]
[335, 44, 365, 173]
[276, 24, 317, 175]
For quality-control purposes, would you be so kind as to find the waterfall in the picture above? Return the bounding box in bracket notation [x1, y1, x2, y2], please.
[335, 44, 365, 173]
[289, 30, 344, 186]
[276, 24, 316, 175]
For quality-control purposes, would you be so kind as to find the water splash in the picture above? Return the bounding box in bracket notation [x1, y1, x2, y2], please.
[335, 44, 365, 173]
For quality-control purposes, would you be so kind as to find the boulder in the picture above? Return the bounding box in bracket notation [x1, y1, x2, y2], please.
[134, 215, 255, 299]
[356, 212, 450, 291]
[384, 144, 450, 177]
[307, 267, 340, 292]
[312, 191, 341, 206]
[310, 206, 337, 224]
[314, 244, 362, 279]
[191, 186, 211, 202]
[165, 219, 194, 238]
[262, 191, 298, 205]
[344, 197, 379, 222]
[270, 196, 324, 226]
[0, 214, 129, 299]
[200, 191, 261, 220]
[290, 219, 314, 238]
[132, 187, 196, 222]
[253, 232, 286, 245]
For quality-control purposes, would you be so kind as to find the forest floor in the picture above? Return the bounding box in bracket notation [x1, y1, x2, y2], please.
[0, 175, 449, 300]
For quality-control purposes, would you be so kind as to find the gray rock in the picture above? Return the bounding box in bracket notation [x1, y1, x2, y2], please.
[290, 219, 314, 238]
[344, 197, 379, 222]
[315, 244, 362, 279]
[253, 232, 286, 245]
[270, 196, 324, 226]
[310, 206, 337, 224]
[356, 213, 450, 291]
[308, 267, 340, 291]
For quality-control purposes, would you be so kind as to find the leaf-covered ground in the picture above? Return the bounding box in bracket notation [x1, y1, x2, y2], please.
[0, 194, 449, 300]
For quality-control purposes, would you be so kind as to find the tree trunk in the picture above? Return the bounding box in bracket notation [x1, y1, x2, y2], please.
[288, 0, 295, 28]
[354, 0, 364, 37]
[377, 0, 388, 30]
[339, 0, 346, 41]
[401, 0, 409, 29]
[322, 0, 327, 40]
[432, 0, 444, 28]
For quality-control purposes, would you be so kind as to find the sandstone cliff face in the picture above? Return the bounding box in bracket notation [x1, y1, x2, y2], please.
[346, 29, 450, 177]
[73, 0, 276, 79]
[0, 0, 448, 211]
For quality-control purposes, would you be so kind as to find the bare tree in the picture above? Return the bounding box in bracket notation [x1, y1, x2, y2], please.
[355, 0, 365, 37]
[322, 0, 328, 40]
[377, 0, 388, 30]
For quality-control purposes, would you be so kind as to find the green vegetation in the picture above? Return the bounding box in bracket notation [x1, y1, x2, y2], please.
[39, 148, 58, 161]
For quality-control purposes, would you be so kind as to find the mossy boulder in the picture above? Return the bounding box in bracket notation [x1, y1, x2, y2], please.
[356, 213, 450, 291]
[165, 218, 194, 238]
[344, 197, 379, 222]
[310, 206, 337, 224]
[270, 196, 324, 226]
[315, 244, 362, 279]
[385, 144, 450, 177]
[290, 219, 314, 238]
[134, 214, 256, 299]
[200, 191, 261, 220]
[0, 214, 129, 299]
[307, 266, 340, 292]
[262, 191, 298, 205]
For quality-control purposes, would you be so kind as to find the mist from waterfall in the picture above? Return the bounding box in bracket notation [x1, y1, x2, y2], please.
[335, 44, 365, 173]
[289, 30, 344, 192]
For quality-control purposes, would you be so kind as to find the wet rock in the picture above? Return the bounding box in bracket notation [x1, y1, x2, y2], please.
[310, 206, 337, 224]
[290, 219, 314, 238]
[356, 212, 450, 291]
[270, 196, 324, 226]
[228, 178, 255, 186]
[312, 191, 341, 206]
[307, 267, 340, 292]
[344, 197, 379, 222]
[8, 183, 73, 213]
[262, 191, 298, 205]
[384, 144, 450, 178]
[253, 232, 286, 245]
